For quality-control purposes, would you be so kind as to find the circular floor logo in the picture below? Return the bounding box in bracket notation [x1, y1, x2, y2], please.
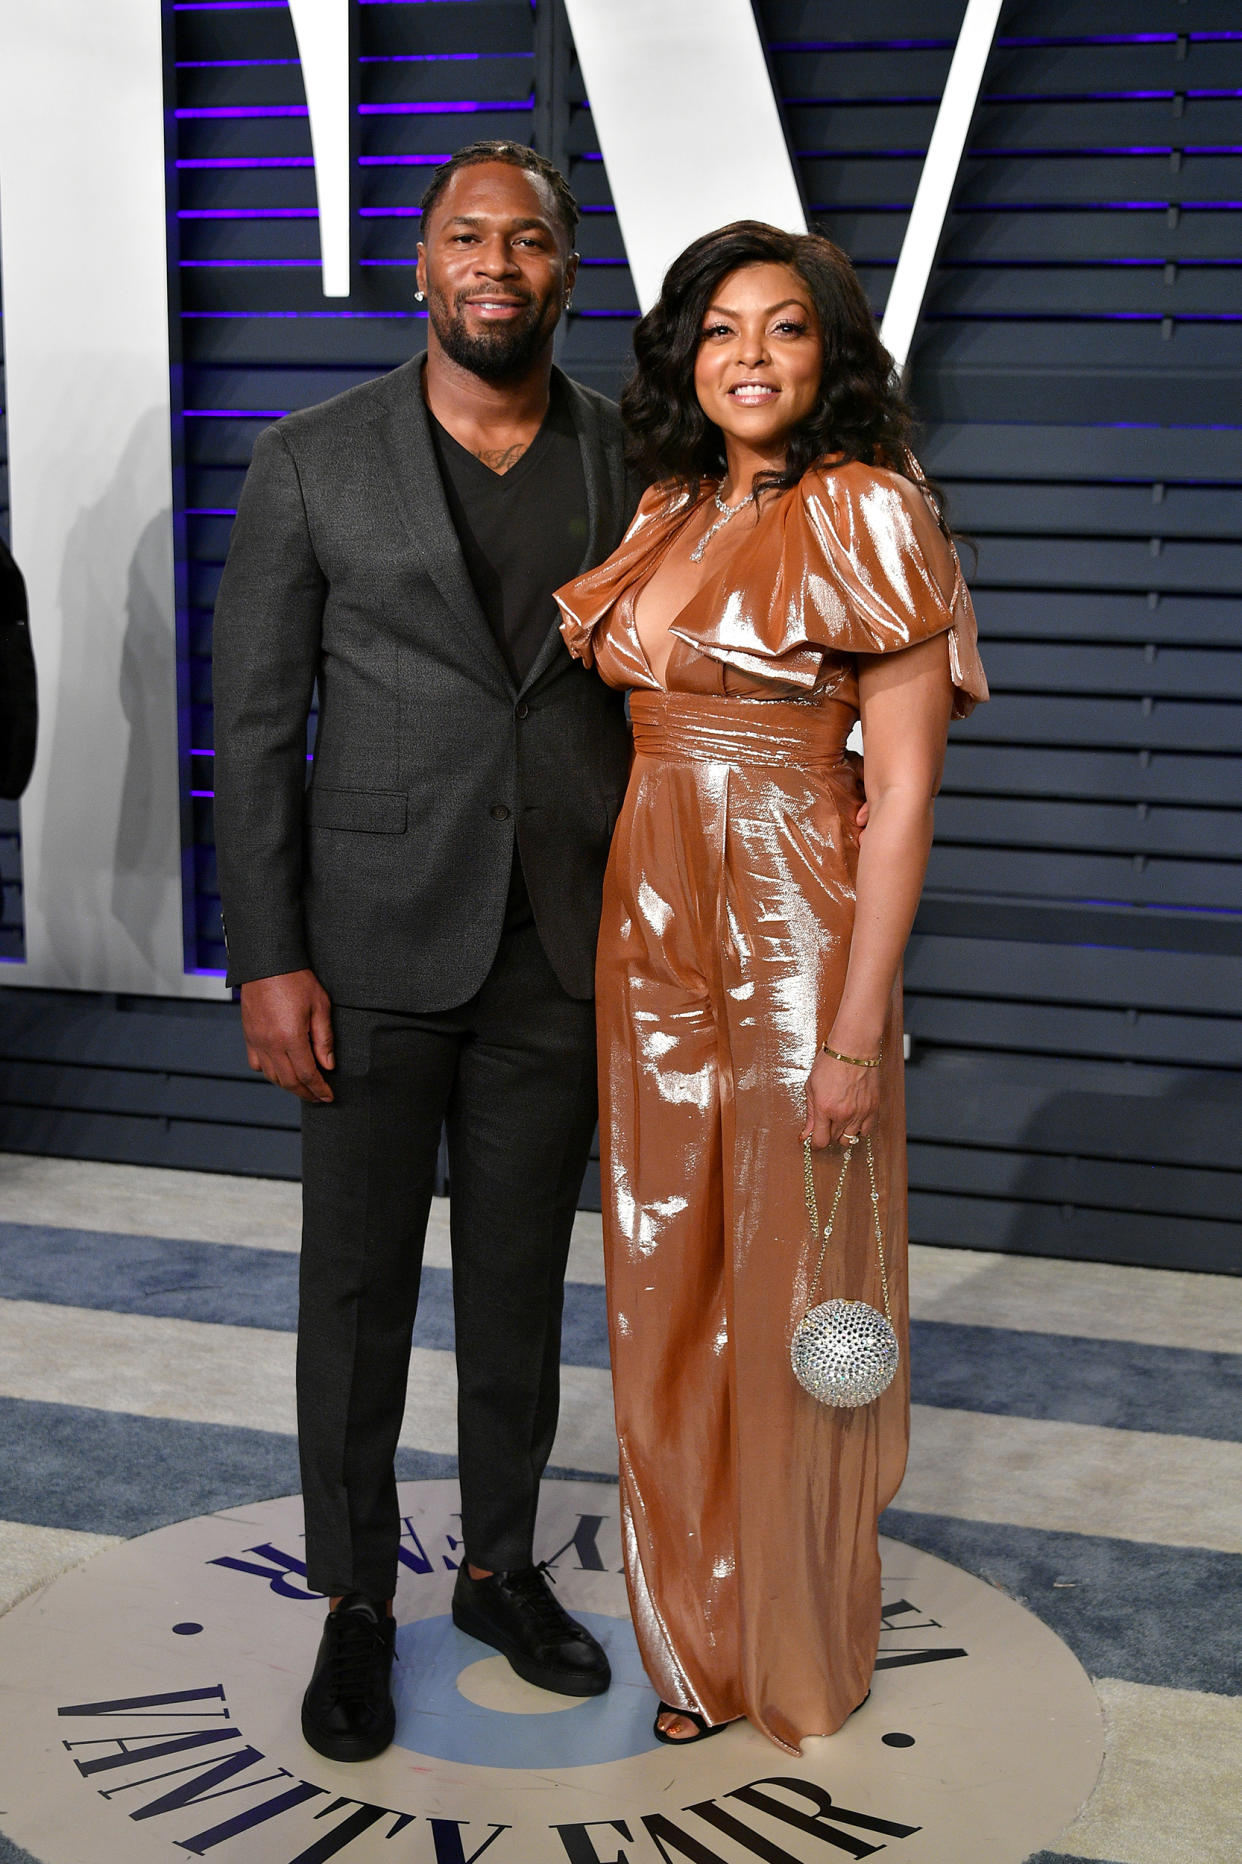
[0, 1480, 1102, 1864]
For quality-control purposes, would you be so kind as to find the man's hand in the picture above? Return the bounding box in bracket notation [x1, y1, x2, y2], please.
[240, 969, 335, 1103]
[844, 746, 870, 834]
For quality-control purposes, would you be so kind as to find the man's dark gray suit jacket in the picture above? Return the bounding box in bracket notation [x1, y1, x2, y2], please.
[212, 353, 637, 1011]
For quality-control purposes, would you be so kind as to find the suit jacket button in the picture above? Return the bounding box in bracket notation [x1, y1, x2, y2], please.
[490, 803, 511, 821]
[515, 701, 529, 720]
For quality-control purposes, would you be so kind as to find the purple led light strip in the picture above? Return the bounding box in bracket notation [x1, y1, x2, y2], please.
[359, 99, 529, 116]
[833, 414, 1242, 432]
[994, 31, 1242, 46]
[184, 409, 289, 418]
[808, 143, 1242, 161]
[175, 105, 308, 119]
[970, 145, 1242, 157]
[943, 257, 1240, 268]
[178, 208, 319, 219]
[175, 58, 300, 70]
[951, 200, 1242, 211]
[1092, 421, 1242, 431]
[177, 158, 315, 170]
[928, 311, 1242, 323]
[984, 89, 1242, 102]
[182, 310, 409, 319]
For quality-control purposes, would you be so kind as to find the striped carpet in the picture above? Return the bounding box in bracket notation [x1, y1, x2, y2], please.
[0, 1150, 1238, 1864]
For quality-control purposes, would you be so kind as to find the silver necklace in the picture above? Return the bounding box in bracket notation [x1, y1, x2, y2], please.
[689, 488, 748, 563]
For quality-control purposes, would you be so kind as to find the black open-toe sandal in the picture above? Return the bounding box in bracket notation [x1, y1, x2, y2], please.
[653, 1701, 730, 1744]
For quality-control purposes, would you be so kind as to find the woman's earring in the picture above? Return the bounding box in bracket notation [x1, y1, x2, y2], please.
[414, 289, 425, 304]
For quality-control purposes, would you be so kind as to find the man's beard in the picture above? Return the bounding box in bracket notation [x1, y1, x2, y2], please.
[428, 286, 556, 382]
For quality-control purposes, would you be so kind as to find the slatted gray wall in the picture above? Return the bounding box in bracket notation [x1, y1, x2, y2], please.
[906, 2, 1240, 1271]
[0, 0, 1236, 1270]
[742, 0, 1241, 1272]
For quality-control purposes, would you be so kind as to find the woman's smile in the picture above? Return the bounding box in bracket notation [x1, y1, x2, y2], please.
[728, 380, 780, 405]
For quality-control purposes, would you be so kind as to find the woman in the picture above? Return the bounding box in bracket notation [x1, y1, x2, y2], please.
[554, 223, 987, 1751]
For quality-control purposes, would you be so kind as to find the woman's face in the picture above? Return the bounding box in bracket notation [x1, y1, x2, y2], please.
[692, 262, 822, 462]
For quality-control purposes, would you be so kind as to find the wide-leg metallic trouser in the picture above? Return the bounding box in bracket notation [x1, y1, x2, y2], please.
[596, 689, 911, 1754]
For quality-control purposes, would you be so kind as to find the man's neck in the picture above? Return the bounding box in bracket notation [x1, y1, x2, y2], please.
[422, 342, 555, 469]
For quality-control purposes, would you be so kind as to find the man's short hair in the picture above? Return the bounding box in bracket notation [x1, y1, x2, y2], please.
[419, 141, 580, 247]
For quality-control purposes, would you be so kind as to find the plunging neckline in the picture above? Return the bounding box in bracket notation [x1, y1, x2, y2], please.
[630, 486, 767, 691]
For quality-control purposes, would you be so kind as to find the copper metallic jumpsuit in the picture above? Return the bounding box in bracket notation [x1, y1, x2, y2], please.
[555, 462, 987, 1752]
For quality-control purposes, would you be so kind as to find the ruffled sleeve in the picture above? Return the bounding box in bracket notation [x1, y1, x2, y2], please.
[556, 482, 696, 669]
[673, 460, 988, 717]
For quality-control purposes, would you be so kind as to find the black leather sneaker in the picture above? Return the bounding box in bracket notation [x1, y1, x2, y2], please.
[452, 1562, 610, 1697]
[301, 1593, 397, 1762]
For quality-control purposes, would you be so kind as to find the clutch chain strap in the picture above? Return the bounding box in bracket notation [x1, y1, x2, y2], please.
[802, 1135, 893, 1323]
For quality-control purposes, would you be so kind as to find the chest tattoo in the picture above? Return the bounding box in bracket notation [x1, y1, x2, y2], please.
[475, 440, 530, 475]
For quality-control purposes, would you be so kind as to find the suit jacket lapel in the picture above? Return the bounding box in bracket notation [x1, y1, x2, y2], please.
[518, 368, 623, 697]
[369, 353, 515, 693]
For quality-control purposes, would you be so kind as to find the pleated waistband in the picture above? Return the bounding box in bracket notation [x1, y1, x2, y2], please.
[629, 690, 853, 772]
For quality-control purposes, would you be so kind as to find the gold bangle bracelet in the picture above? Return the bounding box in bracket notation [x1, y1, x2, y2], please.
[820, 1042, 883, 1069]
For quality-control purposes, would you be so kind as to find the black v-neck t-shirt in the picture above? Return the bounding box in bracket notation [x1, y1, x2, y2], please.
[428, 377, 590, 688]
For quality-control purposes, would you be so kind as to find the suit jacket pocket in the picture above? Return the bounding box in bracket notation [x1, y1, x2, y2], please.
[305, 786, 408, 833]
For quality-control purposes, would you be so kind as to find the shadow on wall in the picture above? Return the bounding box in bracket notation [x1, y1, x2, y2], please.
[1002, 1070, 1241, 1276]
[113, 501, 177, 970]
[39, 407, 178, 982]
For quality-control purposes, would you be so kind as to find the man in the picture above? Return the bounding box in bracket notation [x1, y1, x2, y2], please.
[212, 142, 638, 1763]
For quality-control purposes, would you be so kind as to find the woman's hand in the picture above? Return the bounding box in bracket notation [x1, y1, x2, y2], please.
[802, 1050, 881, 1149]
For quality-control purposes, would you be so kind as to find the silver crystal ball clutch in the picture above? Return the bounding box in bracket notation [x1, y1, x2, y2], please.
[790, 1297, 900, 1408]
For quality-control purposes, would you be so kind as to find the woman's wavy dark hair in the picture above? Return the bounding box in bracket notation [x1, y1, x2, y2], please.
[622, 220, 930, 511]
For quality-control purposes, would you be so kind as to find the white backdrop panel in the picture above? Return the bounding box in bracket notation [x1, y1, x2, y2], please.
[289, 0, 351, 297]
[562, 0, 807, 312]
[0, 0, 224, 998]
